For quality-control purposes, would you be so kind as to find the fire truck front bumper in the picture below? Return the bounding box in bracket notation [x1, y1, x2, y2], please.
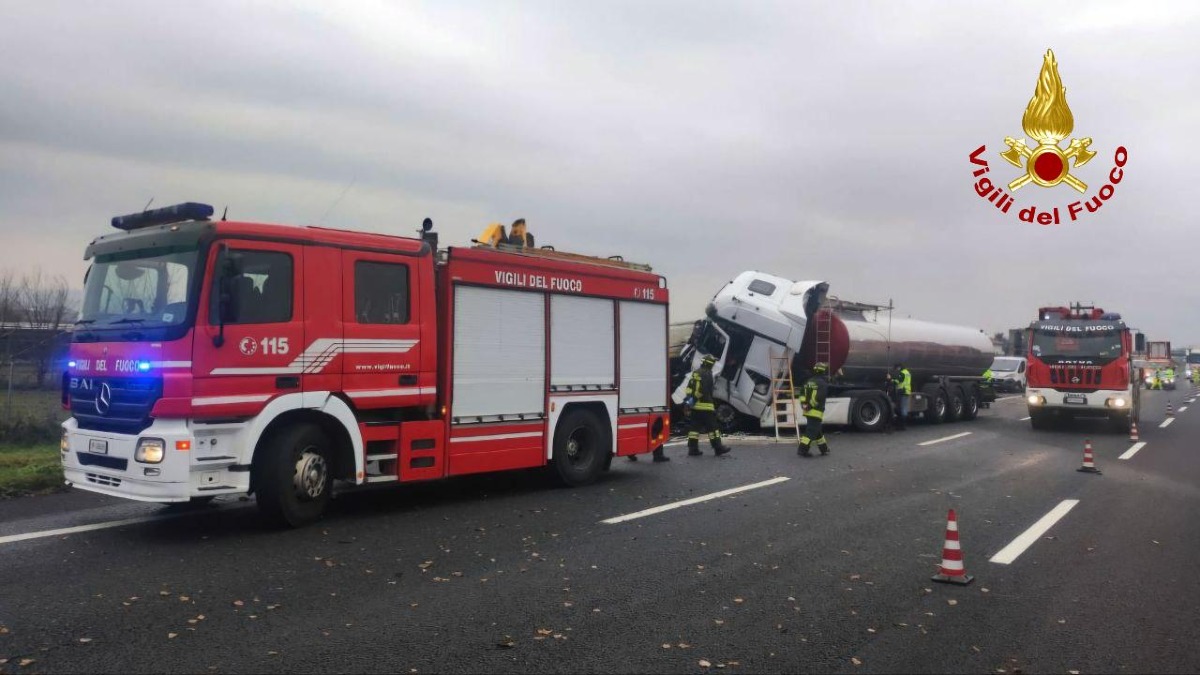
[60, 418, 250, 503]
[1025, 388, 1132, 414]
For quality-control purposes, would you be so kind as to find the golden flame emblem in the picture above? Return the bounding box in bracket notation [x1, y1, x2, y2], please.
[1000, 50, 1097, 192]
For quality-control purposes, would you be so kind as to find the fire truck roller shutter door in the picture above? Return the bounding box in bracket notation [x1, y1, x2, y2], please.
[550, 295, 615, 391]
[452, 286, 546, 420]
[619, 301, 668, 410]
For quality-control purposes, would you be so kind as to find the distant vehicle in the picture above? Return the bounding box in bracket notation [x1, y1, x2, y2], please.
[989, 356, 1027, 392]
[1143, 341, 1176, 390]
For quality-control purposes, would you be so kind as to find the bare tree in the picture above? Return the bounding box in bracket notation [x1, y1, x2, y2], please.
[17, 269, 75, 387]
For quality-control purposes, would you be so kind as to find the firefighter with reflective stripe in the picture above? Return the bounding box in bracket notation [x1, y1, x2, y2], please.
[889, 363, 913, 430]
[798, 362, 831, 457]
[685, 354, 732, 457]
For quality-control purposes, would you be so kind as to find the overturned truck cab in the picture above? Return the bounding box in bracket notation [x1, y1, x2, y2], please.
[672, 271, 996, 432]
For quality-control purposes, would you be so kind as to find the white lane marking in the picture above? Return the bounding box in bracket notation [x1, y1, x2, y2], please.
[1119, 442, 1147, 460]
[1179, 406, 1189, 412]
[990, 499, 1080, 565]
[1159, 418, 1174, 429]
[1019, 416, 1032, 421]
[918, 431, 972, 446]
[600, 476, 790, 524]
[1, 513, 184, 546]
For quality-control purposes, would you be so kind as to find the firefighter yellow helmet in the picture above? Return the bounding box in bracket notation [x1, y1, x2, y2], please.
[812, 362, 828, 374]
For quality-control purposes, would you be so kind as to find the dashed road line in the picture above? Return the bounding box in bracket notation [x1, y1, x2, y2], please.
[600, 476, 790, 524]
[1019, 416, 1032, 421]
[1160, 418, 1175, 429]
[1119, 442, 1147, 460]
[1, 514, 177, 546]
[918, 431, 972, 447]
[1179, 406, 1189, 412]
[990, 499, 1080, 565]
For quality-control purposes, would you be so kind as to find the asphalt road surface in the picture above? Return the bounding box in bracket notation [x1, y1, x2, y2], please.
[2, 388, 1198, 674]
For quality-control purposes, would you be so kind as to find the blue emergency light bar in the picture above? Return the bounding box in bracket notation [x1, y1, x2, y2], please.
[111, 202, 214, 231]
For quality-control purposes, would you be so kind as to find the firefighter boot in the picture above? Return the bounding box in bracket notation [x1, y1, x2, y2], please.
[818, 441, 830, 456]
[652, 446, 670, 463]
[687, 437, 702, 456]
[711, 437, 731, 457]
[798, 439, 813, 457]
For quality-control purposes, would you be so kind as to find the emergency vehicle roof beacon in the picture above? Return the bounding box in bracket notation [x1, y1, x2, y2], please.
[63, 202, 671, 527]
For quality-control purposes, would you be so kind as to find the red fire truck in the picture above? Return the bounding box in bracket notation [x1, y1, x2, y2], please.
[61, 203, 671, 526]
[1025, 303, 1138, 432]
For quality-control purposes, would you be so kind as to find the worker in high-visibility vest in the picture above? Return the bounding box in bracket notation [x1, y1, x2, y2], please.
[889, 363, 913, 430]
[1192, 368, 1200, 386]
[683, 354, 732, 457]
[797, 362, 831, 457]
[1164, 366, 1175, 385]
[1151, 369, 1164, 390]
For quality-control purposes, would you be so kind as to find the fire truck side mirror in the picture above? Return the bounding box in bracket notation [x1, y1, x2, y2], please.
[1134, 333, 1145, 353]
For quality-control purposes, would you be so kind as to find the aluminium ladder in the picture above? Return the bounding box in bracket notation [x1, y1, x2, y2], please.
[770, 352, 803, 442]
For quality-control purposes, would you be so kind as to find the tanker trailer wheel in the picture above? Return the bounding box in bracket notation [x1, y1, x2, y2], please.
[851, 395, 887, 432]
[961, 388, 980, 420]
[924, 389, 948, 424]
[945, 386, 965, 422]
[254, 423, 333, 528]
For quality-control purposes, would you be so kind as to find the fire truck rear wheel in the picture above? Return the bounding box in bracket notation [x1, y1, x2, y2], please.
[255, 423, 333, 528]
[551, 408, 608, 487]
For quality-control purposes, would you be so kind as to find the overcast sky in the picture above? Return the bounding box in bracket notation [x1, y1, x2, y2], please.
[2, 1, 1197, 343]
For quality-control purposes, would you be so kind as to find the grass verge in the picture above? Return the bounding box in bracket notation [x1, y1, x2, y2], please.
[0, 444, 64, 498]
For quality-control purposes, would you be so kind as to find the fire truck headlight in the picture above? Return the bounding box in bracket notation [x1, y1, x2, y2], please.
[1027, 395, 1044, 405]
[1107, 397, 1127, 408]
[135, 438, 165, 464]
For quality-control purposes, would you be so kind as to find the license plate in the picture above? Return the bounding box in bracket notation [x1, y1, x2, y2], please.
[1064, 394, 1087, 405]
[88, 438, 109, 455]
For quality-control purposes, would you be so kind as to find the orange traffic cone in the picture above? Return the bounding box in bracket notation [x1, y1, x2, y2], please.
[1077, 439, 1101, 474]
[1129, 421, 1139, 442]
[931, 509, 974, 585]
[1166, 403, 1174, 417]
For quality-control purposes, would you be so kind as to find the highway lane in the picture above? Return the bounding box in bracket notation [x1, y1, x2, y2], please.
[0, 392, 1197, 673]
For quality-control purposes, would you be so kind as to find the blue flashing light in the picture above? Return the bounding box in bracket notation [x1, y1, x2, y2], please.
[111, 202, 214, 231]
[68, 360, 77, 368]
[137, 361, 152, 372]
[1101, 312, 1122, 321]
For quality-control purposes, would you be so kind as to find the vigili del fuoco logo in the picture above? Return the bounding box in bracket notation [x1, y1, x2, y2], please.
[969, 49, 1127, 225]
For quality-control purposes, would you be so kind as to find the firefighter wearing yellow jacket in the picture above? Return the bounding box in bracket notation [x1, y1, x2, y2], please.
[684, 355, 732, 457]
[798, 362, 831, 457]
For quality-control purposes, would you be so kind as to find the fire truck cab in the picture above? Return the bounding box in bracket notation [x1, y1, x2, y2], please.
[62, 203, 671, 526]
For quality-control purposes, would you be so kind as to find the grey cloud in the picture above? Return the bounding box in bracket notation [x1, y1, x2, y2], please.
[1, 0, 1198, 342]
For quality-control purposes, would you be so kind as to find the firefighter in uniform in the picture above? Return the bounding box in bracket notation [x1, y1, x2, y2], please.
[685, 355, 732, 457]
[797, 362, 831, 457]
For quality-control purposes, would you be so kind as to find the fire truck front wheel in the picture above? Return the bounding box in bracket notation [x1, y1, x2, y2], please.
[254, 424, 333, 528]
[551, 408, 609, 487]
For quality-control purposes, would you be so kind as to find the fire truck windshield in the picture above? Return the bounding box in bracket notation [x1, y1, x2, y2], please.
[1031, 329, 1122, 359]
[77, 245, 199, 340]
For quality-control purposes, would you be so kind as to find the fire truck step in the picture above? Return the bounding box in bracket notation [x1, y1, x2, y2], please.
[366, 453, 399, 462]
[365, 475, 399, 484]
